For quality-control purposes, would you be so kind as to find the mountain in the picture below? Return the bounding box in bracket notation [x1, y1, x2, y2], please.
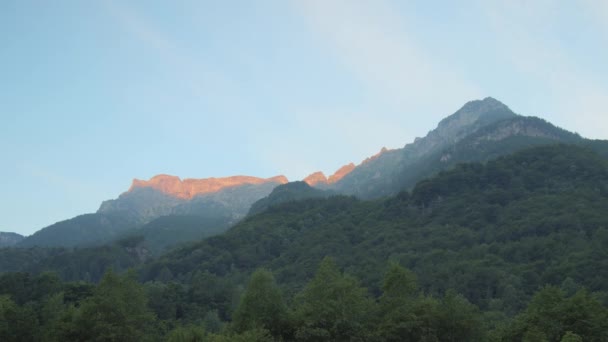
[0, 232, 24, 247]
[98, 174, 288, 222]
[18, 174, 288, 248]
[248, 181, 332, 216]
[326, 97, 582, 198]
[303, 163, 356, 187]
[18, 211, 140, 248]
[127, 215, 231, 255]
[0, 235, 149, 281]
[13, 97, 599, 250]
[142, 145, 608, 315]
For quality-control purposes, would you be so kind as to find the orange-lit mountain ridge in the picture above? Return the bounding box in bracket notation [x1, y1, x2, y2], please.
[303, 148, 391, 187]
[303, 163, 356, 187]
[128, 174, 289, 199]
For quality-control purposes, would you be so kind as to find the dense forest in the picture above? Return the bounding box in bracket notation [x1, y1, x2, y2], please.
[1, 259, 606, 341]
[2, 144, 608, 341]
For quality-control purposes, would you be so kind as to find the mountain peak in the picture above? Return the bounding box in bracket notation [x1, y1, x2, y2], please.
[304, 163, 356, 187]
[328, 163, 356, 183]
[428, 97, 517, 144]
[462, 96, 509, 111]
[446, 97, 514, 124]
[129, 174, 289, 199]
[304, 172, 328, 186]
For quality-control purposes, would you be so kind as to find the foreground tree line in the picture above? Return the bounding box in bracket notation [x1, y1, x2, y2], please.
[1, 257, 607, 342]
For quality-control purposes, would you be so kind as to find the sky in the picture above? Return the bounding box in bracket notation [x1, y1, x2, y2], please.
[1, 0, 607, 235]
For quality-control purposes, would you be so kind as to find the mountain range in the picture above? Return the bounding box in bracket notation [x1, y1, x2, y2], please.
[9, 97, 604, 251]
[17, 175, 287, 251]
[3, 97, 608, 340]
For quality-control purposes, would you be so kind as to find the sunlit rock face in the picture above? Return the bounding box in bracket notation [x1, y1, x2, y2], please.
[99, 174, 289, 223]
[303, 172, 328, 187]
[328, 163, 356, 183]
[304, 163, 356, 187]
[129, 174, 288, 199]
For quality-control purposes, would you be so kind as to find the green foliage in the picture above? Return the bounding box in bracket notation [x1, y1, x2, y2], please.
[207, 328, 273, 342]
[292, 257, 376, 341]
[0, 242, 146, 282]
[17, 212, 140, 248]
[560, 331, 583, 342]
[75, 269, 156, 341]
[248, 181, 331, 216]
[502, 286, 608, 341]
[2, 145, 608, 340]
[232, 269, 287, 338]
[166, 325, 207, 342]
[437, 290, 482, 341]
[131, 215, 230, 255]
[141, 145, 608, 318]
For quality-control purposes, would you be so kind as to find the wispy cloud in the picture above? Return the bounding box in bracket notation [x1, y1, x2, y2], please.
[101, 0, 238, 109]
[294, 0, 481, 114]
[478, 0, 608, 138]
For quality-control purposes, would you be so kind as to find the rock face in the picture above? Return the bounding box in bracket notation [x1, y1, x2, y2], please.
[128, 174, 288, 200]
[0, 232, 24, 247]
[303, 163, 356, 187]
[99, 174, 289, 222]
[303, 172, 328, 187]
[328, 163, 356, 183]
[326, 97, 582, 198]
[20, 174, 289, 248]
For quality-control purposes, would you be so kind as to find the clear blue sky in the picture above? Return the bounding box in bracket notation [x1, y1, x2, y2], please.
[1, 0, 607, 235]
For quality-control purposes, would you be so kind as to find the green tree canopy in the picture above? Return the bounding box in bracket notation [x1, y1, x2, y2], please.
[232, 268, 287, 338]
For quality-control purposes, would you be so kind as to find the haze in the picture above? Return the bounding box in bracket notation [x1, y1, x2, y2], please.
[1, 0, 607, 235]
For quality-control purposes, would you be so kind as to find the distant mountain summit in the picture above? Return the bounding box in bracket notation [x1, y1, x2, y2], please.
[98, 174, 288, 222]
[126, 174, 288, 199]
[303, 163, 356, 187]
[325, 97, 581, 198]
[0, 232, 24, 247]
[19, 174, 288, 249]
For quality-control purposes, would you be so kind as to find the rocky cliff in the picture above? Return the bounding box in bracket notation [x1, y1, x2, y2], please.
[326, 97, 581, 198]
[99, 174, 288, 222]
[128, 174, 288, 199]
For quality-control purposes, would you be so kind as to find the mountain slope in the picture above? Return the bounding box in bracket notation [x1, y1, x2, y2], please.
[0, 236, 149, 282]
[329, 97, 583, 198]
[248, 181, 332, 216]
[98, 174, 288, 222]
[142, 144, 608, 314]
[0, 232, 24, 248]
[18, 211, 140, 248]
[128, 215, 231, 255]
[18, 175, 287, 248]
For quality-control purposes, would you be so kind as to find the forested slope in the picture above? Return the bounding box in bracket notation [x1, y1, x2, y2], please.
[144, 145, 608, 314]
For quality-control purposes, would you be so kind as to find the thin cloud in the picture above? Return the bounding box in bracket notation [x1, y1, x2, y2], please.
[478, 0, 608, 138]
[101, 0, 238, 108]
[294, 0, 481, 113]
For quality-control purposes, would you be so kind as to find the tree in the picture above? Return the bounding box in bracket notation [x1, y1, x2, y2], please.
[560, 331, 583, 342]
[501, 286, 608, 341]
[75, 269, 156, 341]
[377, 263, 420, 341]
[232, 269, 287, 338]
[292, 257, 375, 341]
[166, 325, 207, 342]
[0, 295, 37, 342]
[437, 290, 482, 342]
